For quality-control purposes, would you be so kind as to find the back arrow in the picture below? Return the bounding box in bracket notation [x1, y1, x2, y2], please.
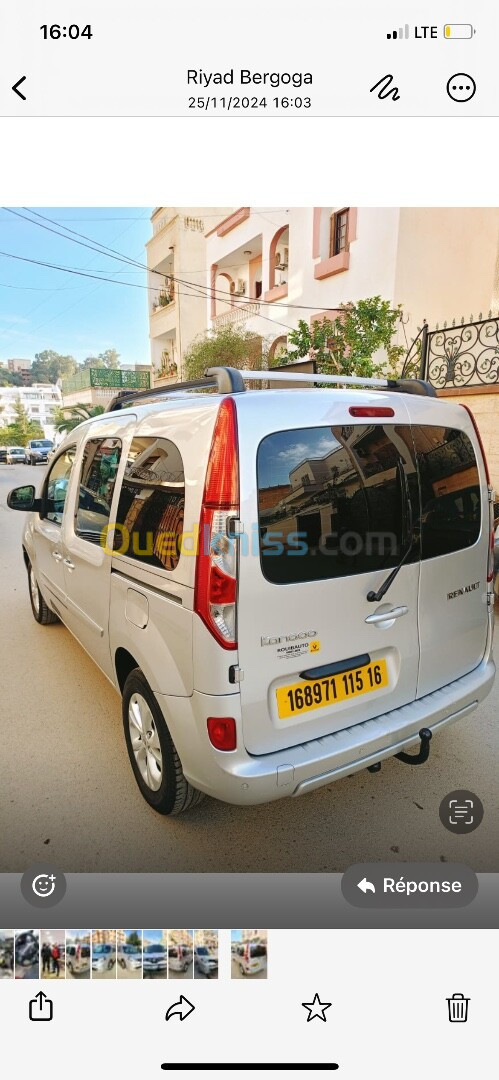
[12, 76, 27, 101]
[165, 995, 195, 1022]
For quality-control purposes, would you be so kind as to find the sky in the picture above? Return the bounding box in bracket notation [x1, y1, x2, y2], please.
[0, 207, 152, 367]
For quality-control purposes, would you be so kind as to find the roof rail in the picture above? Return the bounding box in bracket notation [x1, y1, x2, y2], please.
[206, 368, 436, 396]
[106, 367, 246, 412]
[106, 366, 435, 412]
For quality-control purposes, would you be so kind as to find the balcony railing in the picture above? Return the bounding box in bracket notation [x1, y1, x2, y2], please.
[212, 302, 261, 330]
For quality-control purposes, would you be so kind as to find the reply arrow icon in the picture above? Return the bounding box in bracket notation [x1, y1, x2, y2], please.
[165, 995, 195, 1022]
[357, 877, 376, 894]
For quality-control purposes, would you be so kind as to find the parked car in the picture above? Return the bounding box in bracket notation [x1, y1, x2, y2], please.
[233, 943, 267, 977]
[117, 945, 142, 972]
[91, 943, 115, 972]
[25, 439, 54, 465]
[143, 943, 168, 975]
[194, 946, 218, 978]
[7, 367, 495, 816]
[66, 943, 90, 976]
[168, 945, 192, 973]
[6, 446, 27, 464]
[0, 447, 8, 464]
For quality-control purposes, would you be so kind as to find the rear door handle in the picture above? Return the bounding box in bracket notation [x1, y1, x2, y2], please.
[365, 605, 408, 624]
[51, 550, 63, 562]
[63, 558, 75, 571]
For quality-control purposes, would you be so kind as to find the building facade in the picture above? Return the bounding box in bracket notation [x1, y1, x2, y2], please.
[147, 207, 232, 385]
[7, 358, 32, 384]
[206, 207, 499, 359]
[0, 383, 61, 439]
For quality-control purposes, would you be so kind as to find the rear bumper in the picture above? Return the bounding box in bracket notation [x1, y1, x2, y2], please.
[157, 652, 495, 807]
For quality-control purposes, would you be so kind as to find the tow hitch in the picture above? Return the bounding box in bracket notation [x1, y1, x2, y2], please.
[395, 727, 433, 766]
[367, 728, 433, 773]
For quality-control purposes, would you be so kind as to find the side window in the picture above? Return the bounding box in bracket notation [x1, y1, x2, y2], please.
[113, 436, 185, 571]
[75, 438, 122, 544]
[45, 448, 76, 525]
[412, 426, 481, 558]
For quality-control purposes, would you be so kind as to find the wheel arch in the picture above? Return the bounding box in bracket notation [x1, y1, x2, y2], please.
[115, 647, 141, 693]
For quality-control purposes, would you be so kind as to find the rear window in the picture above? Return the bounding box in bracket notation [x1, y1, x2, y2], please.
[257, 424, 481, 584]
[412, 426, 481, 559]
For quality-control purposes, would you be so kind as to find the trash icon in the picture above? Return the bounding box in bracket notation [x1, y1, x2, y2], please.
[447, 993, 470, 1022]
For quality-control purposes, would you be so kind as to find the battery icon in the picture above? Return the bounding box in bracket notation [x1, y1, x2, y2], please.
[444, 24, 475, 38]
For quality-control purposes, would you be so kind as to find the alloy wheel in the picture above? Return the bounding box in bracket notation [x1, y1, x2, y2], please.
[128, 692, 163, 792]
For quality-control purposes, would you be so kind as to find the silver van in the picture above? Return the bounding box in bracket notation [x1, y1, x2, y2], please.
[8, 367, 495, 815]
[66, 943, 91, 976]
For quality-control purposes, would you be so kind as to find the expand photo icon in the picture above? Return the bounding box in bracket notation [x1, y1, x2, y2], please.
[14, 930, 39, 979]
[194, 930, 218, 979]
[168, 931, 193, 979]
[143, 930, 168, 979]
[231, 930, 268, 979]
[66, 930, 91, 979]
[0, 930, 14, 979]
[40, 929, 65, 979]
[117, 930, 142, 978]
[92, 930, 117, 979]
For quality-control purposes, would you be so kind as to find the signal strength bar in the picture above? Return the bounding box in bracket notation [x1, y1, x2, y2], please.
[387, 24, 410, 39]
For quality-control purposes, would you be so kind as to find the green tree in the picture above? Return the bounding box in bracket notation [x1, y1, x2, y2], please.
[98, 348, 120, 369]
[81, 348, 120, 370]
[184, 325, 268, 380]
[0, 398, 44, 445]
[0, 368, 24, 387]
[32, 350, 78, 383]
[279, 297, 406, 377]
[53, 403, 105, 434]
[127, 932, 142, 948]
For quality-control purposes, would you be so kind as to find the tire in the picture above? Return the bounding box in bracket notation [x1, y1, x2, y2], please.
[27, 560, 59, 625]
[122, 668, 205, 816]
[67, 962, 73, 975]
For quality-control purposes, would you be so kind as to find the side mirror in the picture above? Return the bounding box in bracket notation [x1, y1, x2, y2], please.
[7, 485, 41, 512]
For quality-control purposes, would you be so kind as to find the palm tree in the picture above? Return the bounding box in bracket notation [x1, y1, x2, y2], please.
[54, 403, 106, 434]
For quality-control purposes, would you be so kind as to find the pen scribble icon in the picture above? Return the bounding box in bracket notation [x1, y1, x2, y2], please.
[370, 74, 401, 101]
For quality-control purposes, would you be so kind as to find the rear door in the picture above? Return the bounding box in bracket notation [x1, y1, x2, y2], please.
[408, 403, 490, 697]
[236, 393, 421, 755]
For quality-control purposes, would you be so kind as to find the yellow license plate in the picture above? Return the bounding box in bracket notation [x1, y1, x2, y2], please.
[276, 659, 389, 720]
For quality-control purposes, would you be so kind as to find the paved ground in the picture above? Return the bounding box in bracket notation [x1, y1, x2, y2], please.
[231, 958, 267, 979]
[1, 463, 498, 872]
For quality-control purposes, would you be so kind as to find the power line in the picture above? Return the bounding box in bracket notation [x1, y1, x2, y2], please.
[13, 206, 340, 316]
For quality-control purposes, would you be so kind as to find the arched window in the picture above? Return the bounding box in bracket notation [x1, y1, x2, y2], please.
[267, 226, 289, 296]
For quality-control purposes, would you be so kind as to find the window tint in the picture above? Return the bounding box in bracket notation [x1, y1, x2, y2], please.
[412, 426, 481, 558]
[114, 437, 185, 571]
[75, 438, 122, 544]
[257, 425, 417, 585]
[45, 448, 76, 525]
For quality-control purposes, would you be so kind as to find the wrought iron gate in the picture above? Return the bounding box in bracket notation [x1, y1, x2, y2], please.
[402, 313, 499, 389]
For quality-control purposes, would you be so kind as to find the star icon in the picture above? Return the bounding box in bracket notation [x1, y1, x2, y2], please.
[302, 993, 332, 1022]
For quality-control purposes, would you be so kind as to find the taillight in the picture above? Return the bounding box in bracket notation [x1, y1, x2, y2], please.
[194, 398, 239, 649]
[207, 716, 237, 751]
[460, 405, 494, 583]
[460, 404, 491, 484]
[488, 527, 494, 584]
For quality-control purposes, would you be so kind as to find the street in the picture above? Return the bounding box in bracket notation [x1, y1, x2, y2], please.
[1, 461, 498, 873]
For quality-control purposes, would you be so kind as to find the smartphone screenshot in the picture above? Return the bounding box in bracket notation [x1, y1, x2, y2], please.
[0, 3, 497, 1078]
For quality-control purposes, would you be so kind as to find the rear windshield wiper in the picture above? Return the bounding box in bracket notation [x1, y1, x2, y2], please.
[367, 462, 415, 604]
